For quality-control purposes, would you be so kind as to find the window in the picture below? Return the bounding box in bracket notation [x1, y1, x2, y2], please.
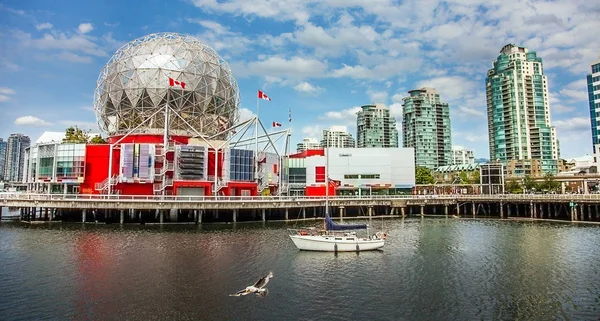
[315, 166, 325, 183]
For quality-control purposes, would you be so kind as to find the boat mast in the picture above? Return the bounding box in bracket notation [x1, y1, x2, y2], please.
[325, 147, 329, 216]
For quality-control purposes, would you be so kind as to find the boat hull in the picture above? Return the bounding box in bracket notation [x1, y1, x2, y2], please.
[289, 235, 385, 252]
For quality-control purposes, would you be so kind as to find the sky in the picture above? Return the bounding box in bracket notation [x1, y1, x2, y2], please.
[0, 0, 599, 159]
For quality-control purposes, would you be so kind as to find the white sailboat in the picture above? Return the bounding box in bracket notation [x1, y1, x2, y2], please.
[288, 148, 387, 252]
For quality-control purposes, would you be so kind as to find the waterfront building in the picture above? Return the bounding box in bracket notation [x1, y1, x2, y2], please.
[486, 44, 560, 174]
[356, 104, 398, 148]
[402, 88, 452, 169]
[20, 33, 291, 197]
[452, 145, 475, 165]
[0, 138, 6, 181]
[320, 126, 355, 148]
[296, 138, 321, 152]
[4, 133, 30, 182]
[286, 147, 415, 196]
[588, 57, 600, 151]
[23, 141, 87, 194]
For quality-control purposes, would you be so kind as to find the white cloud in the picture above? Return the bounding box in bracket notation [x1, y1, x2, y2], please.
[301, 125, 322, 140]
[559, 79, 589, 102]
[187, 19, 232, 35]
[237, 107, 255, 124]
[0, 87, 16, 102]
[35, 22, 53, 30]
[553, 117, 590, 133]
[234, 56, 328, 80]
[317, 106, 360, 123]
[0, 87, 16, 95]
[78, 23, 93, 34]
[294, 81, 323, 94]
[13, 29, 108, 57]
[366, 90, 388, 104]
[415, 76, 485, 118]
[15, 116, 51, 126]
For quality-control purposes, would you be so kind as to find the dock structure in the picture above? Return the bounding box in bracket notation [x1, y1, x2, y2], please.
[1, 193, 600, 224]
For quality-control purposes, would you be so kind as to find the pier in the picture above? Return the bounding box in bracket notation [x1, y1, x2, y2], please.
[2, 193, 600, 224]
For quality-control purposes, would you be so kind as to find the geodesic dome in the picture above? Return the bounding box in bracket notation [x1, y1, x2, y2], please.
[93, 32, 240, 139]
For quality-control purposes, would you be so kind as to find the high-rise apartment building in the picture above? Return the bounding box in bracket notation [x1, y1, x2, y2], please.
[0, 138, 6, 181]
[452, 145, 475, 165]
[486, 44, 559, 174]
[402, 88, 452, 169]
[320, 126, 355, 148]
[356, 104, 398, 148]
[588, 57, 600, 153]
[296, 138, 321, 152]
[4, 133, 31, 182]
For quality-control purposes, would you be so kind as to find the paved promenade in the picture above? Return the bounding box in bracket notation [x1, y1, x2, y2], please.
[2, 192, 600, 211]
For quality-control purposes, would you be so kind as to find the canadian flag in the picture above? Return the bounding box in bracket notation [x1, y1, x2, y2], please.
[169, 77, 186, 89]
[258, 90, 271, 101]
[272, 121, 282, 128]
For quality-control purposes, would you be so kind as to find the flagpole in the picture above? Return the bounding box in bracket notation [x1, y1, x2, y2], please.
[255, 91, 259, 188]
[163, 89, 169, 150]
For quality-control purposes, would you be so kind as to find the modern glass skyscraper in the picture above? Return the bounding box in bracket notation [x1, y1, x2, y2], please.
[0, 138, 6, 181]
[356, 104, 398, 148]
[4, 133, 31, 182]
[486, 44, 559, 174]
[402, 87, 452, 169]
[587, 57, 600, 152]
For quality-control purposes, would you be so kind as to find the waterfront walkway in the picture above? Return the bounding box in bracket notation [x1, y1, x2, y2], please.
[2, 193, 600, 223]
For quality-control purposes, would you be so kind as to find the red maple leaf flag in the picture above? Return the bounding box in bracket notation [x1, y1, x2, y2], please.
[272, 121, 282, 127]
[169, 77, 186, 89]
[258, 90, 271, 101]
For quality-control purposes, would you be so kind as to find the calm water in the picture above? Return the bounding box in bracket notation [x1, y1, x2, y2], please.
[1, 218, 600, 320]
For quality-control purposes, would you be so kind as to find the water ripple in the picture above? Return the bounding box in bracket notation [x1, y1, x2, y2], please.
[1, 219, 600, 320]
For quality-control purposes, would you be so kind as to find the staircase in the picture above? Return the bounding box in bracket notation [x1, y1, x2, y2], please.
[153, 144, 175, 195]
[94, 175, 118, 194]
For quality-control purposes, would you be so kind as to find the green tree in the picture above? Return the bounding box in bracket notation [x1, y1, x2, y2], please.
[505, 180, 522, 194]
[469, 170, 480, 184]
[415, 166, 434, 184]
[522, 175, 538, 193]
[458, 171, 469, 184]
[540, 172, 560, 192]
[89, 135, 107, 144]
[63, 126, 90, 143]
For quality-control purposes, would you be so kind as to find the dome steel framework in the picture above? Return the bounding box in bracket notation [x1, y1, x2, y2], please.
[94, 32, 240, 139]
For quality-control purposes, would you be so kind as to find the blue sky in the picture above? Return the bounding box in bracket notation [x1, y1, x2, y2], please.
[0, 0, 599, 159]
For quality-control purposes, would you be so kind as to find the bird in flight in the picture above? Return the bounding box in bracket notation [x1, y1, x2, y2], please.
[229, 272, 274, 297]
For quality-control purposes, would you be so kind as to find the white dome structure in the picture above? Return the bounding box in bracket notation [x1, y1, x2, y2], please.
[93, 32, 240, 139]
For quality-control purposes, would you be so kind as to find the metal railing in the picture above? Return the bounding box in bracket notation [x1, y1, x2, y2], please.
[2, 192, 600, 203]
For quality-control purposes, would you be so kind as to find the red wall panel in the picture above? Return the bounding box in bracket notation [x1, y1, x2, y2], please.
[315, 166, 325, 183]
[80, 145, 110, 194]
[227, 182, 257, 196]
[116, 183, 153, 195]
[289, 148, 324, 159]
[305, 185, 335, 196]
[207, 149, 224, 178]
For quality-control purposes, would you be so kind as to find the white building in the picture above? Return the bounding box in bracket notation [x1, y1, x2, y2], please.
[320, 126, 355, 148]
[452, 145, 475, 165]
[304, 147, 415, 195]
[23, 142, 87, 194]
[296, 138, 321, 152]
